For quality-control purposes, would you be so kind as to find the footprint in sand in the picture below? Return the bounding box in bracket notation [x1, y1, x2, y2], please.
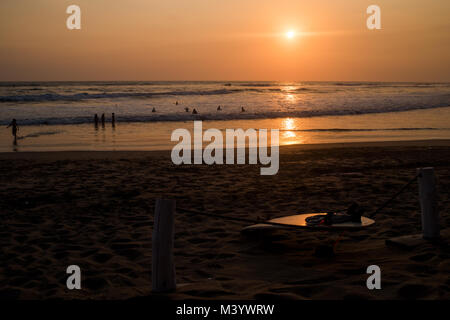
[84, 278, 108, 290]
[92, 253, 113, 263]
[397, 283, 430, 299]
[409, 253, 435, 262]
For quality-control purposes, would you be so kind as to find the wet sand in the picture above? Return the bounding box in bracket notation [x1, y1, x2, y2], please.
[0, 140, 449, 300]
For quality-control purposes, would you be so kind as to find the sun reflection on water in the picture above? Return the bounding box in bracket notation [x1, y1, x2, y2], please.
[284, 118, 295, 130]
[285, 93, 296, 102]
[282, 86, 298, 102]
[281, 118, 303, 144]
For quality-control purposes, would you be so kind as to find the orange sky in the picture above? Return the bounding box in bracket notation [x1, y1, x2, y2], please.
[1, 0, 449, 81]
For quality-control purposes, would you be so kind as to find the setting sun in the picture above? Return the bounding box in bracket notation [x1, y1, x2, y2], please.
[286, 30, 295, 39]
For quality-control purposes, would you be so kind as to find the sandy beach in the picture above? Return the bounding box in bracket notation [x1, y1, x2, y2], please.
[0, 139, 449, 300]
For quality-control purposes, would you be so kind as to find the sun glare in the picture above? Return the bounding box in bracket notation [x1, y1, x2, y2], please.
[286, 30, 295, 39]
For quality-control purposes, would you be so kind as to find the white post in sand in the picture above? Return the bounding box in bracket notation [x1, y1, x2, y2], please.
[152, 199, 176, 292]
[417, 167, 439, 239]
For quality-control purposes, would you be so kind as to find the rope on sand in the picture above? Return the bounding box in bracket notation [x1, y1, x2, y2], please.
[368, 173, 420, 218]
[178, 173, 421, 226]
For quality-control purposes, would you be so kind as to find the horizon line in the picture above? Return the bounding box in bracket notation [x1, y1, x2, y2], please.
[1, 80, 449, 84]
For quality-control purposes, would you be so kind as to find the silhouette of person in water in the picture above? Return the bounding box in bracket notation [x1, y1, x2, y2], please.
[7, 119, 19, 144]
[192, 108, 198, 114]
[176, 101, 179, 105]
[94, 114, 99, 127]
[217, 106, 222, 111]
[112, 113, 116, 127]
[185, 107, 189, 112]
[152, 107, 156, 113]
[241, 107, 246, 112]
[101, 113, 105, 127]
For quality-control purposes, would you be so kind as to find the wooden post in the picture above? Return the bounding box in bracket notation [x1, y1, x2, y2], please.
[152, 199, 176, 292]
[417, 167, 439, 239]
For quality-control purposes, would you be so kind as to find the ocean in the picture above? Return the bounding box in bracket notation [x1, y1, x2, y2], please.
[0, 81, 449, 151]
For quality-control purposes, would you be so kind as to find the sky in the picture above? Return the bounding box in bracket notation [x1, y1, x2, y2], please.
[0, 0, 449, 81]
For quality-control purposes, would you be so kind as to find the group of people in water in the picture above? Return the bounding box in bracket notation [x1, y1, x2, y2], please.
[150, 101, 247, 115]
[6, 102, 249, 144]
[93, 101, 246, 126]
[94, 113, 115, 128]
[216, 105, 246, 112]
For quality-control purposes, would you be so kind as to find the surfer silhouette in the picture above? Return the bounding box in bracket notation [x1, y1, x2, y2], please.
[7, 119, 19, 144]
[94, 114, 99, 128]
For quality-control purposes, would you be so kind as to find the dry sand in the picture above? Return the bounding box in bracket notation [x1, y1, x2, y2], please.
[0, 140, 449, 300]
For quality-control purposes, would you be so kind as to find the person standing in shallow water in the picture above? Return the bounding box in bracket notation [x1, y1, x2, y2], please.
[112, 113, 116, 127]
[94, 114, 99, 127]
[101, 114, 105, 127]
[7, 119, 19, 144]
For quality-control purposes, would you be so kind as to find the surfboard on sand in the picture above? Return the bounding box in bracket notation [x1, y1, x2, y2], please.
[242, 213, 375, 232]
